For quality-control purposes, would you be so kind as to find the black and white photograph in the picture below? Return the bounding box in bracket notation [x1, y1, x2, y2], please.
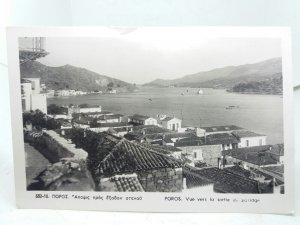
[19, 32, 285, 193]
[6, 27, 294, 213]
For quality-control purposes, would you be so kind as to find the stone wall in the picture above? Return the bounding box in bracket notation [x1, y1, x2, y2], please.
[24, 130, 88, 163]
[137, 167, 182, 192]
[178, 145, 222, 167]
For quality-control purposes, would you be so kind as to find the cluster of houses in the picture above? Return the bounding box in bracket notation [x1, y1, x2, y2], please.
[46, 89, 117, 98]
[37, 103, 284, 194]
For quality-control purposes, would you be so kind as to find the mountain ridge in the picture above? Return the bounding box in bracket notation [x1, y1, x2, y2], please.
[20, 61, 137, 93]
[144, 57, 282, 89]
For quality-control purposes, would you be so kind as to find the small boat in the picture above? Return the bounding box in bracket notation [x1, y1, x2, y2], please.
[226, 105, 239, 109]
[197, 89, 203, 95]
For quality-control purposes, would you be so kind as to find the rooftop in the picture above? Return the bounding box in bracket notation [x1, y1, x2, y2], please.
[202, 125, 243, 133]
[90, 122, 132, 128]
[174, 133, 239, 147]
[132, 125, 172, 134]
[80, 104, 101, 108]
[80, 111, 112, 116]
[223, 166, 251, 178]
[72, 116, 94, 125]
[232, 130, 266, 138]
[144, 144, 182, 155]
[97, 138, 182, 177]
[267, 144, 284, 156]
[225, 146, 278, 166]
[124, 125, 177, 141]
[130, 114, 151, 121]
[161, 116, 181, 122]
[97, 114, 123, 120]
[101, 174, 144, 192]
[261, 165, 284, 178]
[184, 167, 259, 193]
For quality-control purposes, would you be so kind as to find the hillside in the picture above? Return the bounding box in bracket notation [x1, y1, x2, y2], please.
[20, 61, 137, 93]
[228, 73, 283, 95]
[144, 58, 282, 90]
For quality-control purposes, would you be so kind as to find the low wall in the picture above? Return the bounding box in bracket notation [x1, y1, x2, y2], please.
[24, 130, 88, 163]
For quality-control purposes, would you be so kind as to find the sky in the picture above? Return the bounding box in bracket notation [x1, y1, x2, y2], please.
[36, 28, 282, 84]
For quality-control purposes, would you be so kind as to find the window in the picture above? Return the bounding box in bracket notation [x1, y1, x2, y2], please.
[246, 140, 249, 147]
[194, 152, 197, 158]
[259, 139, 263, 146]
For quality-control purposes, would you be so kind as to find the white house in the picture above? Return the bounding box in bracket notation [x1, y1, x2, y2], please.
[159, 116, 182, 131]
[21, 78, 47, 114]
[232, 130, 266, 148]
[129, 114, 158, 126]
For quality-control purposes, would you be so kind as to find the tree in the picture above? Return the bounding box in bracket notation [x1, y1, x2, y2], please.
[107, 82, 114, 88]
[47, 104, 68, 115]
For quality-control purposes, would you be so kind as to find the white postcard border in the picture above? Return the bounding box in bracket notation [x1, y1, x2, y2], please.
[6, 27, 294, 214]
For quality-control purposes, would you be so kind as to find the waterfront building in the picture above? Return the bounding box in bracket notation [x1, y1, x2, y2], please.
[21, 78, 47, 114]
[88, 122, 133, 133]
[129, 114, 158, 126]
[67, 104, 102, 115]
[96, 114, 124, 123]
[201, 125, 243, 135]
[159, 116, 182, 131]
[232, 130, 266, 147]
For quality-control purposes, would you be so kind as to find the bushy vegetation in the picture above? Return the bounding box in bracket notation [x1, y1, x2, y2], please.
[229, 74, 282, 95]
[23, 110, 61, 130]
[47, 104, 68, 115]
[69, 129, 116, 177]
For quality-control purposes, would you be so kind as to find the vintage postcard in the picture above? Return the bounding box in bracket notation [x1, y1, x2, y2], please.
[6, 27, 294, 213]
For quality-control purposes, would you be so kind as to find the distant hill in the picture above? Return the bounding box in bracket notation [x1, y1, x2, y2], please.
[20, 61, 137, 93]
[144, 58, 282, 91]
[228, 73, 283, 95]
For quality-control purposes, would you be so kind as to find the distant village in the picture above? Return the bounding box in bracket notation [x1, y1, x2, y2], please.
[21, 77, 284, 194]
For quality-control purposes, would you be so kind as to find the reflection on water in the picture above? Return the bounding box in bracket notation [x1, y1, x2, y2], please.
[48, 87, 283, 144]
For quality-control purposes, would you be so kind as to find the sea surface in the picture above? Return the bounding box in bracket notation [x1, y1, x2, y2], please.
[48, 87, 284, 145]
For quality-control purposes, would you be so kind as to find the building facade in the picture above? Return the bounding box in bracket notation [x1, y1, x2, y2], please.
[21, 78, 47, 114]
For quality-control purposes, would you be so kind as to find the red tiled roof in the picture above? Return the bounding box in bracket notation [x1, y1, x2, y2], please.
[97, 139, 182, 176]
